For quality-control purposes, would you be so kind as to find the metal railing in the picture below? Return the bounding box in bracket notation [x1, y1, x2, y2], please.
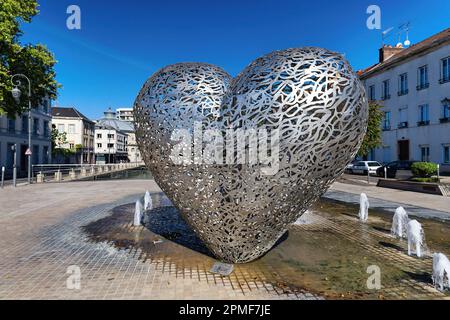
[31, 162, 144, 184]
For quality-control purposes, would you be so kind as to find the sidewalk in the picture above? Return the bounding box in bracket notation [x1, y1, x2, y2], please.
[326, 181, 450, 221]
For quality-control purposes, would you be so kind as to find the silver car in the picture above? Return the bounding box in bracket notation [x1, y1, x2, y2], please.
[350, 161, 382, 175]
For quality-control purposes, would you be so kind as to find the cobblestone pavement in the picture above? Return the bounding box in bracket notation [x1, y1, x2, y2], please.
[0, 180, 317, 300]
[0, 179, 448, 299]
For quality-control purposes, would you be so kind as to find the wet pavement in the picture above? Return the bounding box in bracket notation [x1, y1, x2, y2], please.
[0, 178, 449, 300]
[85, 193, 450, 300]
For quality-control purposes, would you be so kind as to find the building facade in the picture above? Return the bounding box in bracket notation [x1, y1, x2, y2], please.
[51, 107, 95, 164]
[0, 99, 52, 178]
[359, 28, 450, 171]
[95, 107, 141, 163]
[116, 108, 134, 122]
[94, 108, 130, 163]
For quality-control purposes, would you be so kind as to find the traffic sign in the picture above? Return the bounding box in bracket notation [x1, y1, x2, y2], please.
[25, 148, 32, 156]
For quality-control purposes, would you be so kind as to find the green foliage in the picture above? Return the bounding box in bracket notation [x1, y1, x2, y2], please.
[0, 0, 60, 117]
[358, 101, 383, 156]
[51, 126, 68, 153]
[411, 177, 440, 183]
[75, 144, 83, 151]
[411, 162, 438, 178]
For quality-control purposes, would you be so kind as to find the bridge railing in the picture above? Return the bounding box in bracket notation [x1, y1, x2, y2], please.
[31, 162, 144, 183]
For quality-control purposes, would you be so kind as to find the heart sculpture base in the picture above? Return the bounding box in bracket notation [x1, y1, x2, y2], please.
[134, 47, 368, 263]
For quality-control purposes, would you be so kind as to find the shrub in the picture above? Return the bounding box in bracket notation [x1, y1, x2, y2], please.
[411, 162, 437, 178]
[411, 177, 440, 183]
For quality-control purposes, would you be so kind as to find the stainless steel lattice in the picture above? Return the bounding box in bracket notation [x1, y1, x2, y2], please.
[134, 47, 368, 263]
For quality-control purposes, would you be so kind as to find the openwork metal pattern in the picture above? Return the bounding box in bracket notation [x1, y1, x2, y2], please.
[134, 47, 368, 263]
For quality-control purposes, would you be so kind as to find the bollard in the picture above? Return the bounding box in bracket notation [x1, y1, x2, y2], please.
[367, 167, 370, 184]
[384, 166, 387, 179]
[90, 166, 95, 175]
[437, 164, 440, 182]
[69, 168, 76, 179]
[12, 144, 17, 188]
[81, 167, 87, 177]
[55, 170, 63, 182]
[36, 172, 44, 183]
[1, 166, 4, 188]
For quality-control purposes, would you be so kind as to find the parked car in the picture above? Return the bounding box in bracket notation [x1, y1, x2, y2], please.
[345, 160, 359, 173]
[349, 161, 382, 175]
[376, 161, 417, 178]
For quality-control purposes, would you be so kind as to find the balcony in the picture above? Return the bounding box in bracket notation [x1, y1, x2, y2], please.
[416, 83, 429, 91]
[440, 117, 450, 123]
[398, 121, 408, 129]
[417, 120, 430, 126]
[397, 89, 409, 96]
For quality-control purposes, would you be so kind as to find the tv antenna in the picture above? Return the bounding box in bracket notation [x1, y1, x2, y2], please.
[382, 27, 394, 45]
[397, 21, 411, 47]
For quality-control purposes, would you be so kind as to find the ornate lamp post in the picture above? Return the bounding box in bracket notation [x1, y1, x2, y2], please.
[11, 74, 32, 184]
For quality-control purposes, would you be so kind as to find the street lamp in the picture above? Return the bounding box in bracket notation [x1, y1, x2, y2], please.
[11, 74, 32, 184]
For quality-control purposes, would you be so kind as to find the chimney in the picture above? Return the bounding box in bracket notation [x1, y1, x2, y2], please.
[379, 45, 404, 63]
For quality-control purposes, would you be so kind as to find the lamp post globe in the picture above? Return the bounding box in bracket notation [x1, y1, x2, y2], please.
[11, 87, 21, 103]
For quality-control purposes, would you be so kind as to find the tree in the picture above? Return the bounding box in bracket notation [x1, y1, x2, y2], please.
[0, 0, 59, 117]
[51, 125, 67, 150]
[358, 101, 383, 157]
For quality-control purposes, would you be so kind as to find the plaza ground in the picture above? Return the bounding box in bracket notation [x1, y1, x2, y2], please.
[0, 177, 449, 299]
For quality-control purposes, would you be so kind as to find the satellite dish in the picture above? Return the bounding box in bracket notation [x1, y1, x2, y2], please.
[404, 39, 411, 46]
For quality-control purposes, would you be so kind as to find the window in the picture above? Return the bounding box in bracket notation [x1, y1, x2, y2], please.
[382, 80, 390, 100]
[442, 100, 450, 122]
[68, 124, 75, 134]
[107, 143, 114, 149]
[383, 111, 391, 130]
[97, 143, 102, 148]
[441, 56, 450, 83]
[58, 124, 65, 133]
[97, 133, 102, 139]
[8, 118, 16, 133]
[368, 85, 375, 100]
[69, 143, 75, 149]
[32, 145, 39, 164]
[398, 107, 408, 128]
[444, 146, 450, 164]
[22, 116, 28, 133]
[421, 146, 430, 162]
[418, 104, 429, 125]
[43, 146, 49, 164]
[43, 121, 49, 137]
[417, 65, 429, 89]
[398, 73, 408, 95]
[33, 118, 39, 135]
[107, 134, 115, 139]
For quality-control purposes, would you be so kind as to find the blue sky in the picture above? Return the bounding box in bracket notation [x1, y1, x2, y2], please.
[20, 0, 450, 119]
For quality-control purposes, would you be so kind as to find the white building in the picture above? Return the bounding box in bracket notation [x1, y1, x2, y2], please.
[359, 28, 450, 171]
[0, 99, 52, 178]
[98, 107, 141, 163]
[116, 107, 134, 122]
[51, 107, 95, 164]
[94, 109, 129, 163]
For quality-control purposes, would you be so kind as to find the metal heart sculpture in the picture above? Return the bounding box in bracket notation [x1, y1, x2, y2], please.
[134, 47, 368, 263]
